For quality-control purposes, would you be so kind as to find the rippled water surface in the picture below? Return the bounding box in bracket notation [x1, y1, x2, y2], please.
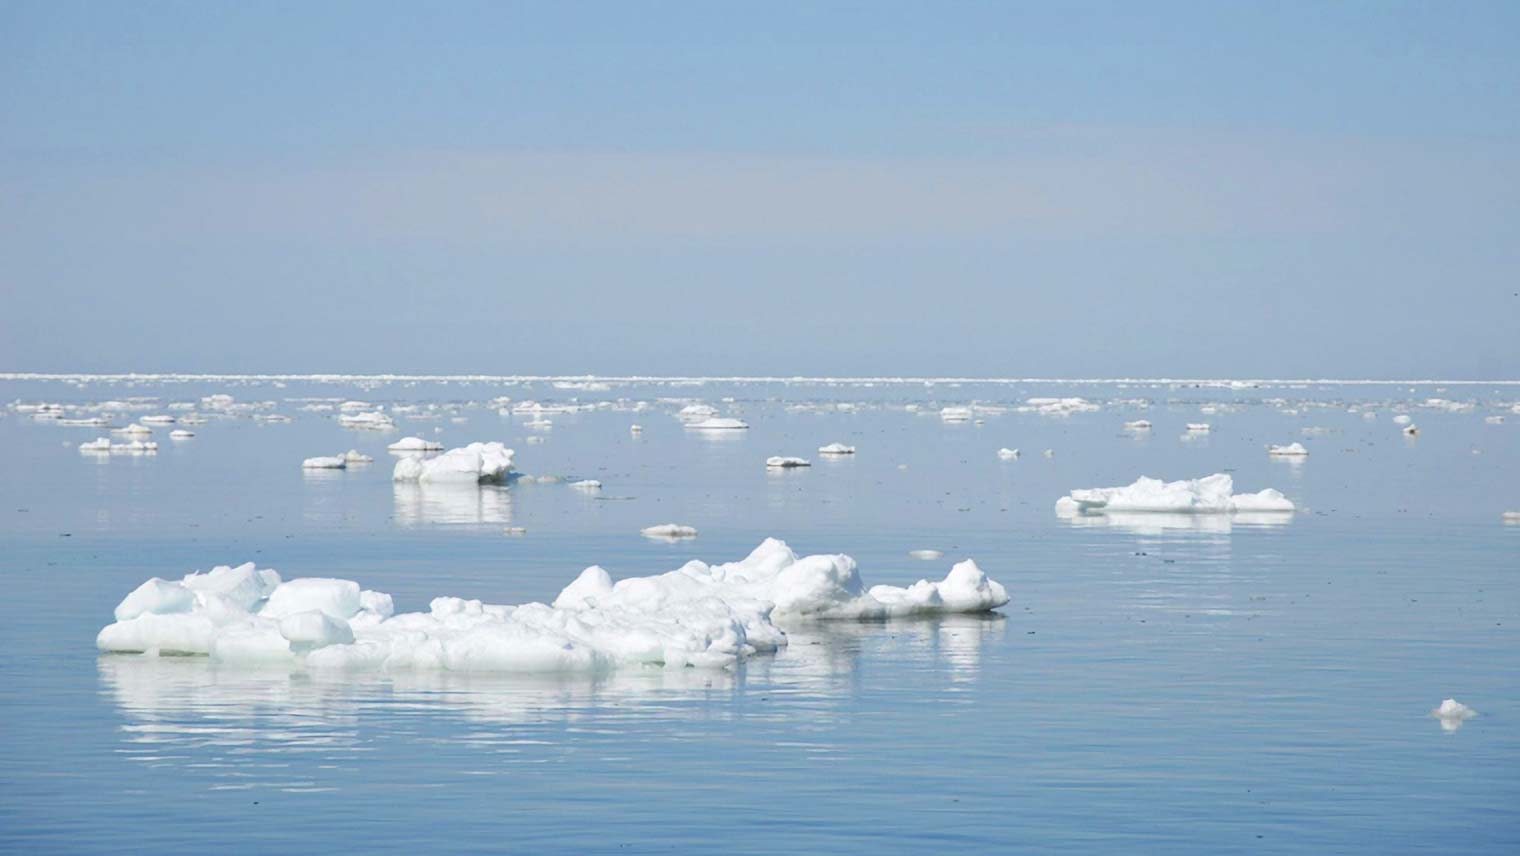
[2, 377, 1517, 853]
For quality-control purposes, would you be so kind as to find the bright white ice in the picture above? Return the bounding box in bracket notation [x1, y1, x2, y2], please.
[97, 540, 1010, 672]
[1054, 474, 1294, 515]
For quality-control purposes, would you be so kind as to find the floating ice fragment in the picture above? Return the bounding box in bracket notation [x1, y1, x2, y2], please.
[686, 417, 749, 430]
[97, 540, 1009, 672]
[387, 436, 444, 452]
[1402, 424, 1420, 436]
[1432, 698, 1477, 731]
[939, 406, 973, 422]
[908, 549, 944, 560]
[817, 442, 855, 455]
[1123, 420, 1152, 431]
[1268, 442, 1309, 456]
[569, 479, 603, 490]
[1055, 474, 1294, 516]
[1186, 423, 1211, 433]
[997, 448, 1020, 460]
[1393, 414, 1412, 425]
[302, 456, 347, 469]
[642, 524, 698, 539]
[169, 429, 195, 439]
[392, 442, 514, 484]
[343, 449, 373, 464]
[766, 456, 811, 469]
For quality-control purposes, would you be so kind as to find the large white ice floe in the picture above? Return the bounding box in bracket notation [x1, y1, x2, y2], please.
[302, 455, 347, 469]
[392, 441, 514, 484]
[97, 540, 1010, 672]
[1054, 474, 1294, 516]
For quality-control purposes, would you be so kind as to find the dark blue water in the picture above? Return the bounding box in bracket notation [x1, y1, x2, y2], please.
[2, 378, 1516, 853]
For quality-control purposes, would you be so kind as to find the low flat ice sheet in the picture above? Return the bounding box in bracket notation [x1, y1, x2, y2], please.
[1055, 473, 1294, 515]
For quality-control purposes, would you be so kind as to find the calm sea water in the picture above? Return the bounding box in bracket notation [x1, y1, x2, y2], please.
[1, 377, 1516, 853]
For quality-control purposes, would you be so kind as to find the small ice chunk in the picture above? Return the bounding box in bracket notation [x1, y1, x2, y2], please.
[1268, 442, 1309, 456]
[1186, 423, 1211, 433]
[388, 436, 445, 452]
[569, 479, 603, 490]
[939, 406, 973, 422]
[114, 578, 195, 622]
[1402, 424, 1420, 436]
[908, 549, 944, 560]
[261, 578, 362, 620]
[766, 456, 811, 468]
[630, 424, 644, 433]
[169, 429, 195, 439]
[817, 442, 855, 455]
[1123, 420, 1152, 431]
[342, 449, 373, 464]
[686, 417, 749, 430]
[302, 455, 347, 469]
[642, 524, 698, 539]
[140, 414, 175, 424]
[1393, 414, 1412, 425]
[997, 448, 1020, 460]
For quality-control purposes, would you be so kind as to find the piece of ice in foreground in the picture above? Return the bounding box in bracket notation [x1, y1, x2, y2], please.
[392, 441, 514, 484]
[96, 540, 1009, 672]
[1054, 474, 1294, 516]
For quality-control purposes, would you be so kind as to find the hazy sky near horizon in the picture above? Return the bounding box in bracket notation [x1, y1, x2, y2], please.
[2, 1, 1517, 378]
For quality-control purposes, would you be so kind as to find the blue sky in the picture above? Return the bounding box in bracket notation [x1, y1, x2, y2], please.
[2, 1, 1517, 377]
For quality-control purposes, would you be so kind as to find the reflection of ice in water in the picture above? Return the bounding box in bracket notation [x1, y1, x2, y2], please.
[393, 483, 513, 526]
[1058, 511, 1293, 536]
[97, 615, 1001, 784]
[1271, 454, 1307, 477]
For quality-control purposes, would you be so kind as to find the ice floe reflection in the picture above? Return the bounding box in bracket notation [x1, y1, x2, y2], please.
[1057, 510, 1294, 535]
[98, 615, 1002, 788]
[392, 483, 514, 526]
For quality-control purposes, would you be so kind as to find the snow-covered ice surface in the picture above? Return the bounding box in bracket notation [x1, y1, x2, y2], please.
[1055, 474, 1294, 516]
[392, 442, 513, 484]
[3, 374, 1519, 853]
[98, 540, 1008, 671]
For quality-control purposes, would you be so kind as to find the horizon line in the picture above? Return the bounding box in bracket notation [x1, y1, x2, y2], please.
[2, 372, 1518, 386]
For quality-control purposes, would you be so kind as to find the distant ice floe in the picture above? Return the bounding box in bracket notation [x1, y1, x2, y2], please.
[908, 549, 944, 560]
[1054, 474, 1294, 516]
[96, 539, 1010, 672]
[939, 406, 973, 422]
[169, 429, 195, 439]
[568, 479, 603, 491]
[686, 417, 749, 430]
[1393, 414, 1412, 425]
[641, 523, 698, 540]
[343, 450, 373, 464]
[80, 437, 158, 454]
[1020, 397, 1099, 416]
[1268, 442, 1309, 456]
[302, 455, 347, 469]
[817, 442, 855, 455]
[340, 411, 395, 430]
[113, 423, 153, 436]
[140, 414, 175, 425]
[1402, 424, 1420, 436]
[392, 442, 514, 484]
[1432, 698, 1477, 732]
[1503, 511, 1520, 523]
[1122, 420, 1152, 431]
[1185, 423, 1211, 433]
[387, 436, 444, 452]
[766, 456, 811, 469]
